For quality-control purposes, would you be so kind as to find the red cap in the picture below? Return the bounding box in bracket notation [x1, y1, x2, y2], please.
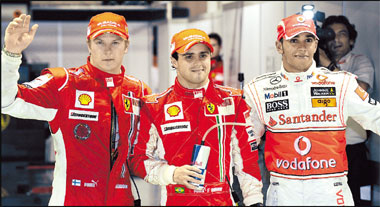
[277, 14, 318, 41]
[170, 29, 214, 55]
[87, 12, 129, 40]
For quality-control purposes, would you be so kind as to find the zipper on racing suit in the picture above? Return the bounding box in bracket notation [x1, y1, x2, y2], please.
[110, 101, 119, 170]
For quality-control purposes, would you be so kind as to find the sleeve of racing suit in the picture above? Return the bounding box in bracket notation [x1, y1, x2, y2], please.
[243, 83, 266, 143]
[345, 74, 380, 135]
[232, 97, 263, 205]
[2, 51, 63, 121]
[130, 102, 177, 186]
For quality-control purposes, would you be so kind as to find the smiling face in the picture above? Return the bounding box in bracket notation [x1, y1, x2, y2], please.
[87, 32, 129, 74]
[327, 23, 353, 62]
[171, 43, 211, 89]
[276, 32, 318, 73]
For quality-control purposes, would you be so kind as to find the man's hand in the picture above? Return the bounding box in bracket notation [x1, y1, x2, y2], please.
[318, 48, 332, 67]
[4, 14, 39, 54]
[173, 165, 204, 190]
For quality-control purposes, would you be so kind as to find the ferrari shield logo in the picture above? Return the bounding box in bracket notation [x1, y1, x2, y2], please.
[124, 98, 131, 112]
[207, 103, 215, 114]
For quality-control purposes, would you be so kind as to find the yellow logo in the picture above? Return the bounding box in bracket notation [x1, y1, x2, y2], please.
[124, 98, 131, 111]
[167, 105, 181, 117]
[207, 103, 215, 113]
[174, 187, 185, 193]
[78, 94, 92, 105]
[312, 98, 337, 107]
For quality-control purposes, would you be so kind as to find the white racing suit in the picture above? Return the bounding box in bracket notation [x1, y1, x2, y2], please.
[244, 61, 380, 206]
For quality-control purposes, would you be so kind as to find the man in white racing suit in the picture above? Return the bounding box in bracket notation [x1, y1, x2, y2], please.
[244, 14, 380, 206]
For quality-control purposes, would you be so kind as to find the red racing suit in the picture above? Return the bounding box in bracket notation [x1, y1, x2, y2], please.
[244, 61, 380, 206]
[130, 78, 263, 206]
[1, 53, 151, 206]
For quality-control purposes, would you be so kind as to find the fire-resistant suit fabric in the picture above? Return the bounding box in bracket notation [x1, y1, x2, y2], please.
[130, 79, 263, 206]
[243, 61, 380, 206]
[209, 56, 224, 85]
[1, 52, 151, 206]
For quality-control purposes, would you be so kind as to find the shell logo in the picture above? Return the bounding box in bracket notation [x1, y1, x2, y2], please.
[207, 103, 215, 114]
[167, 105, 181, 117]
[78, 94, 92, 105]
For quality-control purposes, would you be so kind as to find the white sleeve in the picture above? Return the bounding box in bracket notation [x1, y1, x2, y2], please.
[143, 124, 177, 185]
[346, 74, 380, 135]
[243, 84, 266, 144]
[1, 51, 21, 108]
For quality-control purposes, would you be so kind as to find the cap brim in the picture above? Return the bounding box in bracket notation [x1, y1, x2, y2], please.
[88, 29, 128, 40]
[175, 41, 214, 54]
[286, 30, 319, 40]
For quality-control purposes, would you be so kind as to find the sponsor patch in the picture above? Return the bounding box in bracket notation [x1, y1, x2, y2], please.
[69, 110, 99, 121]
[74, 123, 91, 140]
[175, 187, 185, 193]
[334, 182, 342, 186]
[311, 98, 337, 107]
[84, 180, 98, 188]
[311, 87, 336, 96]
[206, 103, 216, 114]
[270, 76, 282, 85]
[105, 77, 114, 87]
[164, 102, 184, 121]
[249, 140, 258, 151]
[354, 86, 368, 101]
[265, 99, 289, 113]
[115, 184, 128, 189]
[75, 90, 95, 109]
[268, 116, 277, 127]
[161, 122, 191, 135]
[264, 90, 288, 100]
[72, 179, 81, 186]
[211, 187, 222, 193]
[263, 85, 287, 91]
[22, 74, 53, 88]
[368, 97, 377, 105]
[122, 94, 140, 115]
[246, 127, 255, 138]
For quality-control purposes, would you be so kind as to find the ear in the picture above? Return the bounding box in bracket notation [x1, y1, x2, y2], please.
[275, 40, 284, 55]
[170, 57, 178, 69]
[312, 39, 318, 54]
[349, 39, 354, 48]
[124, 39, 130, 54]
[87, 40, 91, 54]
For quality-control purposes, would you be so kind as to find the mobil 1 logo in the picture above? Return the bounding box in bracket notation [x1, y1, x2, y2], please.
[265, 99, 289, 113]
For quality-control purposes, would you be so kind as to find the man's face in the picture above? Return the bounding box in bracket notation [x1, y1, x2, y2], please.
[87, 32, 128, 74]
[210, 38, 220, 58]
[327, 23, 353, 61]
[276, 32, 318, 73]
[171, 43, 211, 89]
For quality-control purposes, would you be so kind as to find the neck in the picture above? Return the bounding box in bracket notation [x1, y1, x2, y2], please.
[178, 78, 209, 89]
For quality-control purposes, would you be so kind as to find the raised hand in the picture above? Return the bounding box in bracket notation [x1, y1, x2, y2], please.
[173, 165, 204, 190]
[4, 14, 39, 54]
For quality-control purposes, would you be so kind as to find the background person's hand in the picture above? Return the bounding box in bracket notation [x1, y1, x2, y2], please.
[173, 165, 204, 190]
[318, 47, 332, 67]
[4, 14, 39, 54]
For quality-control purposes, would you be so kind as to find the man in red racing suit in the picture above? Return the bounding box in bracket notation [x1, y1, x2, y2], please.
[1, 12, 151, 205]
[130, 28, 263, 206]
[244, 14, 380, 206]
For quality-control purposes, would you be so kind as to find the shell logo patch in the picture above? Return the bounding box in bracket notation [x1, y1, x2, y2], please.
[164, 101, 184, 121]
[75, 90, 95, 109]
[167, 105, 181, 117]
[78, 94, 92, 105]
[207, 103, 216, 114]
[355, 86, 368, 101]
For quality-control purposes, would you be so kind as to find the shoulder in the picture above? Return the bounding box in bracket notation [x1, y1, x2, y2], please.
[247, 71, 278, 85]
[315, 67, 357, 80]
[40, 67, 69, 91]
[214, 85, 242, 97]
[123, 75, 152, 96]
[142, 86, 173, 104]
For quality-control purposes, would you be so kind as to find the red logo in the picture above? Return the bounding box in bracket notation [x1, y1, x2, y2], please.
[268, 116, 277, 127]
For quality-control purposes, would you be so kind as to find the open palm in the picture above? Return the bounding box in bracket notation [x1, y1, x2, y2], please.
[4, 14, 39, 54]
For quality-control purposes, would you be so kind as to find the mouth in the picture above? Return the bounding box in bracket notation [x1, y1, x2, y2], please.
[191, 69, 205, 72]
[294, 55, 308, 58]
[103, 59, 114, 62]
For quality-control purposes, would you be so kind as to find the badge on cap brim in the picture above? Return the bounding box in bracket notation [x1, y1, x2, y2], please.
[74, 123, 91, 140]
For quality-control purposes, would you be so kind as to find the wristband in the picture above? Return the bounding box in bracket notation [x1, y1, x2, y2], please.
[2, 47, 22, 58]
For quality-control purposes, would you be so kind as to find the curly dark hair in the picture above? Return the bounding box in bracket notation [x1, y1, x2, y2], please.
[208, 33, 222, 46]
[322, 15, 357, 49]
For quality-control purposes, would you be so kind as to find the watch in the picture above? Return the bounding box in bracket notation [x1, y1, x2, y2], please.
[2, 47, 21, 58]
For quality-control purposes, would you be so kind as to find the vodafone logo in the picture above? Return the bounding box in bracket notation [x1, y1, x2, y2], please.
[294, 136, 311, 156]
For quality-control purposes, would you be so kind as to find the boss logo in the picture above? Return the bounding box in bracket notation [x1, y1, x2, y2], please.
[265, 99, 289, 113]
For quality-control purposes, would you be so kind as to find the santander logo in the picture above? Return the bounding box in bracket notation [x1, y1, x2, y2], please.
[276, 136, 337, 170]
